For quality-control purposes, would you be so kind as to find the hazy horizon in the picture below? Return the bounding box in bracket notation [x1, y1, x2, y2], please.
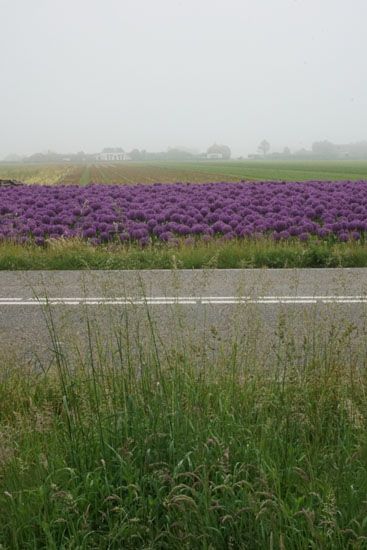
[1, 0, 367, 159]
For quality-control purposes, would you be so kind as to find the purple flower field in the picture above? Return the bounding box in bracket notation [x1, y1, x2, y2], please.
[0, 181, 366, 246]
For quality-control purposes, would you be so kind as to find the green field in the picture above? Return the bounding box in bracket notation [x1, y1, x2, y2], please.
[2, 159, 367, 185]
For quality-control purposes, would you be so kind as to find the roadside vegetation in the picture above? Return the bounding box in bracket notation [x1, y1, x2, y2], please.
[1, 300, 367, 548]
[3, 238, 367, 269]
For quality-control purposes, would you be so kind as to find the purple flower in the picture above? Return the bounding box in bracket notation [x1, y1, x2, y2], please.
[1, 179, 367, 246]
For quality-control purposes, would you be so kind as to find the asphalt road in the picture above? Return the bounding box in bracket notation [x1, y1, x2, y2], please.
[1, 268, 367, 367]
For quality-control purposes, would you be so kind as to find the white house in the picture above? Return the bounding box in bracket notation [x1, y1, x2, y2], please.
[207, 152, 223, 159]
[206, 144, 230, 160]
[96, 147, 125, 161]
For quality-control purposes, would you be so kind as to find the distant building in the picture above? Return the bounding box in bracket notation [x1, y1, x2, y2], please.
[207, 152, 223, 160]
[97, 147, 125, 161]
[206, 143, 231, 160]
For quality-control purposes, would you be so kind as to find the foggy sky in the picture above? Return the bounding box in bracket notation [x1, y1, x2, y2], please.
[1, 0, 367, 158]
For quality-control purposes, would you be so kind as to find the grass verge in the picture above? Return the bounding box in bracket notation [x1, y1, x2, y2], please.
[1, 302, 367, 548]
[2, 237, 367, 269]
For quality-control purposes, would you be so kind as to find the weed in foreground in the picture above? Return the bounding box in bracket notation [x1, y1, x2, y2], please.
[0, 303, 367, 548]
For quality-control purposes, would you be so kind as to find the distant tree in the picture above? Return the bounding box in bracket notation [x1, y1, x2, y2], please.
[283, 146, 291, 155]
[294, 148, 312, 157]
[3, 153, 24, 162]
[129, 149, 142, 161]
[348, 141, 367, 159]
[220, 145, 231, 160]
[258, 140, 270, 156]
[311, 140, 336, 157]
[165, 148, 195, 161]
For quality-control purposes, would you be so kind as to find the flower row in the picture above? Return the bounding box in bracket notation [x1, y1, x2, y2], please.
[0, 180, 366, 245]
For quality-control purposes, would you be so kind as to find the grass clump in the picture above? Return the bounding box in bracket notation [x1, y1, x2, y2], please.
[1, 305, 367, 548]
[2, 237, 367, 269]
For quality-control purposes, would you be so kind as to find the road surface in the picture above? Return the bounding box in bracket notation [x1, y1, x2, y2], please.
[1, 268, 367, 367]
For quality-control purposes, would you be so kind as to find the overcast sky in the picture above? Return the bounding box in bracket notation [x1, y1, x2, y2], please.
[1, 0, 367, 158]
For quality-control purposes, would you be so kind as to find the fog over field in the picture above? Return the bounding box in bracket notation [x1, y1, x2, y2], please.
[1, 0, 367, 158]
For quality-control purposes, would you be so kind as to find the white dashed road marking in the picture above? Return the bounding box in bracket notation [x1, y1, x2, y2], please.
[0, 296, 367, 306]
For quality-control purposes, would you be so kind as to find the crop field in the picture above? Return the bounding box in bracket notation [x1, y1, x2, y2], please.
[2, 159, 367, 185]
[2, 178, 367, 268]
[2, 161, 367, 270]
[2, 179, 367, 244]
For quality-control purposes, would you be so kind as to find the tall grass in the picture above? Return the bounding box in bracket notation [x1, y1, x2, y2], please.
[2, 237, 367, 269]
[1, 298, 367, 548]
